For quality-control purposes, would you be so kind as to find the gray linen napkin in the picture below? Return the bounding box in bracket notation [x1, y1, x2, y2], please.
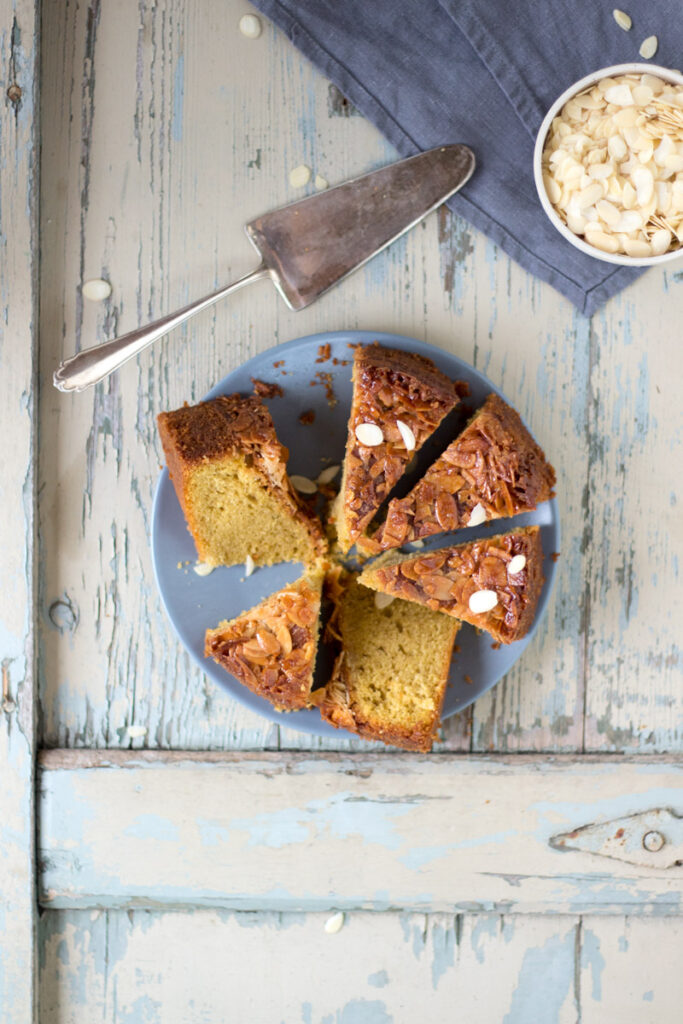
[250, 0, 681, 315]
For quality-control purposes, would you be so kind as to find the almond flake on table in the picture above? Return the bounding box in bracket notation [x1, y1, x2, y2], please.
[314, 174, 329, 190]
[289, 164, 312, 188]
[612, 9, 632, 31]
[324, 912, 345, 934]
[239, 14, 262, 38]
[82, 278, 112, 301]
[639, 35, 658, 59]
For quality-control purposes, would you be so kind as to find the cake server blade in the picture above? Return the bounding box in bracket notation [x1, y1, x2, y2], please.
[246, 144, 475, 310]
[53, 145, 475, 391]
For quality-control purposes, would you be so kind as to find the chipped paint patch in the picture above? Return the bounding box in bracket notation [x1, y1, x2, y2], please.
[430, 919, 456, 989]
[581, 926, 606, 1000]
[502, 929, 576, 1023]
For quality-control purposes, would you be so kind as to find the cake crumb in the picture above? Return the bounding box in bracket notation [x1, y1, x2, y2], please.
[251, 377, 284, 399]
[316, 342, 331, 363]
[310, 371, 337, 407]
[551, 551, 561, 563]
[491, 641, 501, 650]
[464, 674, 473, 685]
[273, 360, 285, 368]
[299, 409, 316, 425]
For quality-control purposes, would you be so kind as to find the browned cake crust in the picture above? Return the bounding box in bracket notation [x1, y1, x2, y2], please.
[370, 393, 556, 551]
[204, 573, 323, 711]
[157, 394, 326, 560]
[336, 343, 466, 552]
[359, 526, 545, 644]
[319, 671, 440, 753]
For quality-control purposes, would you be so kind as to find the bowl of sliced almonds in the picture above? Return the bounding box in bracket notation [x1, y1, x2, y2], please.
[534, 63, 683, 265]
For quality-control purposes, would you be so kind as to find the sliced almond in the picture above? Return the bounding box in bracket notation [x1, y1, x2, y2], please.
[624, 238, 652, 257]
[612, 9, 632, 30]
[467, 503, 487, 527]
[585, 228, 620, 253]
[82, 278, 112, 302]
[604, 84, 634, 107]
[324, 912, 345, 934]
[316, 464, 340, 485]
[239, 13, 262, 38]
[651, 227, 672, 255]
[290, 474, 318, 495]
[289, 164, 311, 189]
[396, 419, 417, 451]
[374, 591, 395, 610]
[639, 35, 658, 60]
[468, 590, 499, 615]
[193, 561, 214, 577]
[507, 554, 527, 576]
[355, 422, 384, 447]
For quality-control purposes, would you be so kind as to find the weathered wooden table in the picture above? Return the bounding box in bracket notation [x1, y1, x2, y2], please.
[2, 1, 682, 1020]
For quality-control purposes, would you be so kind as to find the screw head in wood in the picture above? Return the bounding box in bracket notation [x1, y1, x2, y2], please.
[642, 830, 665, 852]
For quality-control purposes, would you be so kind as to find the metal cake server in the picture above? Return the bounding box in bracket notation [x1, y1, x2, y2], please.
[53, 144, 475, 392]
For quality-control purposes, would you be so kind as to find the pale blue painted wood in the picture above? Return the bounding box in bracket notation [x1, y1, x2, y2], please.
[0, 0, 39, 1020]
[38, 908, 683, 1022]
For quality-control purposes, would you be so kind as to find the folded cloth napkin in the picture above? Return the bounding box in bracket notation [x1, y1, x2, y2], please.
[250, 0, 681, 315]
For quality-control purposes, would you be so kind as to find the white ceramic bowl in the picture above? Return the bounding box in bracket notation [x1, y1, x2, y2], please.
[533, 63, 683, 266]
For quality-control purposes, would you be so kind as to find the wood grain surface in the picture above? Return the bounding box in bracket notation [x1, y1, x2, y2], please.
[0, 1, 39, 1021]
[39, 751, 683, 915]
[39, 909, 683, 1023]
[38, 0, 683, 758]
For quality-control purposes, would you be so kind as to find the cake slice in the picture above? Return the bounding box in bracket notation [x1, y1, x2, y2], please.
[370, 393, 556, 551]
[205, 569, 324, 711]
[317, 575, 459, 751]
[359, 526, 544, 645]
[158, 394, 326, 567]
[333, 343, 466, 553]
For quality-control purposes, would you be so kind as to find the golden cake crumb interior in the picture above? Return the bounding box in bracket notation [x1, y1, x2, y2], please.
[320, 578, 459, 751]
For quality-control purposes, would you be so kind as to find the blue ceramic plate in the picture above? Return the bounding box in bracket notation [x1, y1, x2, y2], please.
[152, 330, 560, 739]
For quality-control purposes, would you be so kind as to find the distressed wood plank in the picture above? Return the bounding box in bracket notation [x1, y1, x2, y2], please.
[0, 0, 39, 1020]
[39, 909, 581, 1023]
[39, 908, 683, 1022]
[39, 0, 682, 755]
[39, 752, 683, 914]
[582, 290, 683, 752]
[580, 915, 683, 1020]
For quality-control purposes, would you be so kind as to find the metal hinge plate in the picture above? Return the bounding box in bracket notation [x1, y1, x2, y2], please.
[550, 807, 683, 868]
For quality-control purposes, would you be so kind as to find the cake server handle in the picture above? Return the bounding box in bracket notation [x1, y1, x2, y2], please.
[52, 264, 272, 393]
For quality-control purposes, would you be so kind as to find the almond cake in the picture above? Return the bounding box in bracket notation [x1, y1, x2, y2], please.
[205, 568, 324, 711]
[157, 394, 326, 567]
[359, 526, 544, 645]
[369, 394, 555, 552]
[317, 573, 459, 751]
[333, 343, 466, 553]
